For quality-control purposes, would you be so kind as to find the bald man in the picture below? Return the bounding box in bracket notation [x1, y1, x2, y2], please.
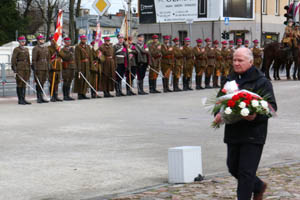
[215, 48, 277, 200]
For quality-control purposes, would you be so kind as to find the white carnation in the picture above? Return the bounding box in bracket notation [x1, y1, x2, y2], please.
[224, 107, 232, 115]
[260, 100, 268, 109]
[240, 108, 250, 117]
[251, 100, 259, 107]
[239, 101, 246, 109]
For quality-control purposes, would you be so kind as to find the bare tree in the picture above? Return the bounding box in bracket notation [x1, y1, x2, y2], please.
[69, 0, 75, 43]
[74, 0, 81, 44]
[34, 0, 67, 39]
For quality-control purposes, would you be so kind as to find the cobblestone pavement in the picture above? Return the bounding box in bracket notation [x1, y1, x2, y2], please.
[111, 162, 300, 200]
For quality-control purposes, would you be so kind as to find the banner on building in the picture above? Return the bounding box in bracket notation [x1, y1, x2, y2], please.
[139, 0, 156, 24]
[154, 0, 198, 23]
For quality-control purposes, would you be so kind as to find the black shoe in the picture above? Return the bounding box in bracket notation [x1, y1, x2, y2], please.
[82, 94, 90, 99]
[153, 79, 161, 93]
[187, 78, 193, 90]
[17, 87, 26, 105]
[104, 91, 114, 98]
[138, 80, 148, 95]
[50, 96, 56, 102]
[149, 80, 155, 93]
[22, 88, 31, 104]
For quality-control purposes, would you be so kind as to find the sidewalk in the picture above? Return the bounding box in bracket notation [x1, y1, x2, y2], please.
[111, 162, 300, 200]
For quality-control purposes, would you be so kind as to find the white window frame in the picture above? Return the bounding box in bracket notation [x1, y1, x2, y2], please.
[198, 0, 207, 17]
[262, 0, 267, 15]
[275, 0, 280, 16]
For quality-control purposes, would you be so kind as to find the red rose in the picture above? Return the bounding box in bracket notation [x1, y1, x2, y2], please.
[243, 99, 250, 106]
[227, 100, 236, 108]
[221, 88, 227, 93]
[232, 94, 240, 101]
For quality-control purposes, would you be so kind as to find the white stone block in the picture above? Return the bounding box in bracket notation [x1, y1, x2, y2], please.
[168, 146, 203, 183]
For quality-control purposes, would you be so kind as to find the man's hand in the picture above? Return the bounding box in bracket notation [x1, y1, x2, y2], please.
[243, 113, 257, 121]
[214, 113, 222, 124]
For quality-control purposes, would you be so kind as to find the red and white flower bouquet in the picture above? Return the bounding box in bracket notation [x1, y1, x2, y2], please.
[211, 80, 276, 128]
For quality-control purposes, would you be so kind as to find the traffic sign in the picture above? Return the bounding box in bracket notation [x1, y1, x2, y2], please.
[224, 17, 229, 25]
[92, 0, 111, 16]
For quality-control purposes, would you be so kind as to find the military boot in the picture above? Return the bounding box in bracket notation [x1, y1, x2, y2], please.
[66, 86, 75, 101]
[173, 78, 182, 92]
[91, 90, 97, 98]
[17, 87, 26, 105]
[22, 88, 31, 104]
[55, 92, 63, 102]
[138, 80, 148, 95]
[166, 78, 172, 92]
[182, 77, 188, 91]
[205, 76, 212, 89]
[162, 78, 167, 93]
[115, 82, 121, 97]
[199, 75, 204, 89]
[149, 79, 155, 93]
[196, 76, 201, 90]
[119, 82, 125, 96]
[187, 77, 193, 90]
[213, 76, 220, 88]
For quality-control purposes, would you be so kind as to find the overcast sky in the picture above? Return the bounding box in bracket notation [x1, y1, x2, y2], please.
[81, 0, 138, 14]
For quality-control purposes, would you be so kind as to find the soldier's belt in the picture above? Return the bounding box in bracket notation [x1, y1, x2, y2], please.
[153, 55, 161, 59]
[81, 58, 89, 63]
[208, 56, 215, 59]
[105, 56, 113, 59]
[116, 55, 125, 58]
[196, 57, 205, 60]
[162, 55, 173, 59]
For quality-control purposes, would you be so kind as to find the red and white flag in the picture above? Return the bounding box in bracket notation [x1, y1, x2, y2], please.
[94, 21, 103, 51]
[53, 9, 63, 48]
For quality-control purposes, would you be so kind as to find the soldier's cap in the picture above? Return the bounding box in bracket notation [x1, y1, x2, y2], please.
[213, 40, 219, 45]
[253, 39, 259, 43]
[205, 38, 211, 42]
[91, 41, 95, 45]
[244, 40, 249, 44]
[117, 34, 124, 38]
[237, 38, 242, 43]
[172, 37, 179, 42]
[221, 41, 228, 45]
[80, 35, 87, 40]
[184, 37, 191, 42]
[18, 36, 26, 42]
[196, 38, 203, 43]
[36, 34, 45, 40]
[163, 35, 170, 40]
[64, 37, 71, 41]
[152, 35, 159, 39]
[137, 34, 144, 37]
[104, 36, 110, 41]
[229, 40, 234, 44]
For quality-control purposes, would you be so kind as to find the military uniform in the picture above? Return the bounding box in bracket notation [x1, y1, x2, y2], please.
[114, 40, 127, 97]
[135, 39, 149, 95]
[283, 25, 294, 47]
[60, 44, 76, 100]
[182, 43, 194, 90]
[32, 41, 49, 103]
[149, 39, 161, 93]
[48, 43, 63, 102]
[90, 47, 102, 98]
[99, 38, 115, 97]
[252, 47, 263, 69]
[126, 40, 137, 95]
[205, 44, 215, 88]
[213, 46, 222, 88]
[193, 42, 207, 89]
[11, 42, 31, 105]
[221, 46, 231, 84]
[161, 41, 174, 92]
[74, 41, 93, 99]
[172, 38, 183, 91]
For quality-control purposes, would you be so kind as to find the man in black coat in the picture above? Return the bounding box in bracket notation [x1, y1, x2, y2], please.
[214, 48, 277, 200]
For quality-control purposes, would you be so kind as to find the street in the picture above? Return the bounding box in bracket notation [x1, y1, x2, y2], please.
[0, 80, 300, 200]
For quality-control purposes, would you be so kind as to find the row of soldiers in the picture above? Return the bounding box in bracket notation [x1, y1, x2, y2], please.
[11, 34, 263, 105]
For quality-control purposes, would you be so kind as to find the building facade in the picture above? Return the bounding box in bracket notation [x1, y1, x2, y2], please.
[138, 0, 291, 47]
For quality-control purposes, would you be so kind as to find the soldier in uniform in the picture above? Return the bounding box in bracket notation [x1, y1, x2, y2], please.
[283, 19, 294, 48]
[135, 34, 149, 95]
[48, 37, 63, 102]
[251, 39, 263, 69]
[236, 39, 243, 49]
[205, 38, 215, 88]
[99, 37, 115, 97]
[182, 37, 194, 91]
[90, 41, 102, 98]
[244, 40, 250, 48]
[11, 36, 31, 105]
[213, 40, 222, 88]
[227, 40, 235, 73]
[160, 35, 173, 92]
[126, 36, 137, 95]
[193, 38, 207, 90]
[32, 34, 49, 103]
[60, 37, 75, 101]
[113, 34, 127, 97]
[172, 37, 183, 92]
[74, 35, 93, 99]
[148, 35, 161, 93]
[220, 41, 231, 84]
